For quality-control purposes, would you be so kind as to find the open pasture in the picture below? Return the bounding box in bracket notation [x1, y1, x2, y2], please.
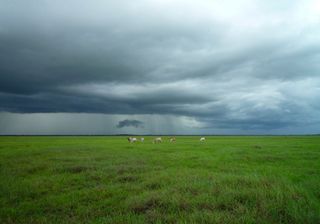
[0, 136, 319, 223]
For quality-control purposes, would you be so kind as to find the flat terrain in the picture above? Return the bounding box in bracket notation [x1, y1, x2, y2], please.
[0, 136, 319, 223]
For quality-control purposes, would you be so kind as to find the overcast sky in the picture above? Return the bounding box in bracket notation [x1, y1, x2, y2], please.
[0, 0, 320, 135]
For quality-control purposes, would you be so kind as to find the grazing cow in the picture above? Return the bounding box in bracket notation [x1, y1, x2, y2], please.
[127, 137, 137, 143]
[200, 137, 206, 142]
[153, 137, 162, 144]
[141, 137, 144, 142]
[169, 137, 176, 143]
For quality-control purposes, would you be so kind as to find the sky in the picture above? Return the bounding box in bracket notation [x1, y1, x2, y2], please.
[0, 0, 320, 135]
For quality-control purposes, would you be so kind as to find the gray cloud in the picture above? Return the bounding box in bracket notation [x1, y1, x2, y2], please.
[116, 119, 144, 129]
[0, 0, 320, 134]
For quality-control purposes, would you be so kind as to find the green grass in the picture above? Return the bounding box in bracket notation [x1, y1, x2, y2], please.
[0, 136, 319, 223]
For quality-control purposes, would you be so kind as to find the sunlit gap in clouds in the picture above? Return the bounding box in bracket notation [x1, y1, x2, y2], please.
[0, 113, 205, 135]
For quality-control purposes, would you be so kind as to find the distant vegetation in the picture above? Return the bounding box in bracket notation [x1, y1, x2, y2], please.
[0, 136, 319, 223]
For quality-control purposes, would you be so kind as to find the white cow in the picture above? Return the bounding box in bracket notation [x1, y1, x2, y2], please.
[200, 137, 206, 142]
[153, 137, 162, 144]
[128, 137, 137, 143]
[169, 137, 176, 143]
[140, 137, 144, 142]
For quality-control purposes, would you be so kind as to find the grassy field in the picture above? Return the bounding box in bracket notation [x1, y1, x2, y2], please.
[0, 136, 319, 223]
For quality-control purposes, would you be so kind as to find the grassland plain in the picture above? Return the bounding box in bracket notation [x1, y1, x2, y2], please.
[0, 136, 319, 224]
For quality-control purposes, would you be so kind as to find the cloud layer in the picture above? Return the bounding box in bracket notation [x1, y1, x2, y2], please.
[0, 0, 320, 134]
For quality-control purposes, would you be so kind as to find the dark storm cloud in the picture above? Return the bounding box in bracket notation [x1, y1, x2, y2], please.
[116, 119, 144, 128]
[0, 0, 320, 133]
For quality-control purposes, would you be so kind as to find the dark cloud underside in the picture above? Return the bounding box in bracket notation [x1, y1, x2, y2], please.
[117, 119, 144, 128]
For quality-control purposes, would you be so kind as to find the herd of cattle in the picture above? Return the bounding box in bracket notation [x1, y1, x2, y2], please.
[127, 136, 206, 143]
